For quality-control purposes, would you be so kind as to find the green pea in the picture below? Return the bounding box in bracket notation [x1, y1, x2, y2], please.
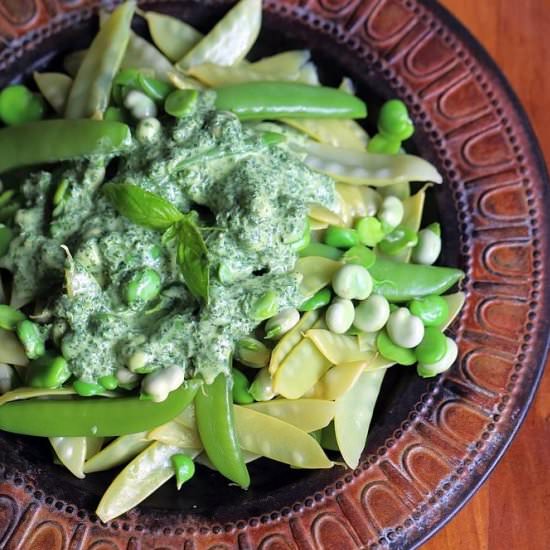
[415, 327, 447, 364]
[0, 85, 45, 126]
[378, 99, 414, 141]
[73, 379, 104, 397]
[235, 337, 270, 368]
[366, 133, 401, 154]
[16, 320, 45, 360]
[299, 287, 332, 312]
[409, 295, 449, 327]
[171, 453, 195, 490]
[324, 225, 359, 249]
[251, 290, 279, 321]
[298, 242, 342, 261]
[355, 216, 385, 247]
[232, 368, 254, 405]
[378, 226, 418, 256]
[27, 354, 71, 389]
[376, 330, 417, 366]
[125, 268, 162, 306]
[164, 89, 199, 118]
[342, 245, 376, 268]
[98, 374, 118, 390]
[0, 304, 26, 331]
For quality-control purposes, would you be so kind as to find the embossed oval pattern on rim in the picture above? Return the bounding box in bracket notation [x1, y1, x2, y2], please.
[0, 1, 548, 549]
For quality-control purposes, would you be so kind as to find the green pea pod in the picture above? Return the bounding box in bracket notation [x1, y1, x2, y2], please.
[0, 120, 131, 174]
[65, 1, 135, 119]
[369, 257, 464, 302]
[195, 373, 250, 488]
[33, 72, 72, 114]
[214, 82, 367, 120]
[0, 380, 201, 437]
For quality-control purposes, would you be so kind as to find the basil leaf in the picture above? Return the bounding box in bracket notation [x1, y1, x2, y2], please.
[176, 216, 209, 302]
[103, 183, 184, 230]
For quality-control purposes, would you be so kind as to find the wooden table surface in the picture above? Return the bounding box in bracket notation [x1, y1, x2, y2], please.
[423, 2, 550, 549]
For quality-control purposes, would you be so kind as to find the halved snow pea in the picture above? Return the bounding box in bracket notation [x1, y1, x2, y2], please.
[50, 437, 87, 479]
[294, 256, 341, 298]
[306, 361, 366, 401]
[147, 420, 201, 448]
[305, 329, 379, 365]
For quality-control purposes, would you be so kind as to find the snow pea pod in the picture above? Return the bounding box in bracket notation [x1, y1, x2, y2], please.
[0, 120, 131, 174]
[65, 2, 135, 119]
[195, 373, 250, 488]
[369, 257, 464, 302]
[214, 82, 367, 120]
[0, 380, 201, 437]
[33, 72, 72, 114]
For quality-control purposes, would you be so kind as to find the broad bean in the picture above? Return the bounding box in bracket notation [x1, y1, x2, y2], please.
[325, 298, 355, 334]
[415, 327, 447, 364]
[142, 365, 185, 402]
[354, 295, 390, 333]
[377, 196, 404, 229]
[332, 264, 373, 300]
[124, 90, 157, 120]
[386, 307, 424, 348]
[355, 216, 385, 247]
[417, 337, 457, 378]
[16, 320, 45, 360]
[412, 223, 442, 265]
[408, 295, 449, 327]
[265, 308, 300, 339]
[235, 337, 270, 368]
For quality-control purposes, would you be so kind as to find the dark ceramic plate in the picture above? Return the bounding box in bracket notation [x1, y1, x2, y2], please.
[0, 1, 548, 548]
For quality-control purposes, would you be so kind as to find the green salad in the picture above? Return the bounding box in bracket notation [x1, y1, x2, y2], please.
[0, 0, 464, 522]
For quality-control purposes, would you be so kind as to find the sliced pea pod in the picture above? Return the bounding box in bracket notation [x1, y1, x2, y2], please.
[84, 432, 149, 474]
[96, 442, 201, 522]
[50, 437, 87, 479]
[143, 11, 203, 62]
[298, 142, 443, 186]
[334, 368, 386, 469]
[294, 256, 342, 297]
[245, 399, 335, 432]
[147, 420, 202, 448]
[121, 33, 173, 80]
[305, 329, 381, 364]
[273, 322, 331, 399]
[234, 405, 332, 468]
[268, 309, 320, 375]
[306, 361, 367, 401]
[176, 0, 261, 70]
[0, 329, 29, 366]
[33, 72, 72, 114]
[65, 2, 135, 119]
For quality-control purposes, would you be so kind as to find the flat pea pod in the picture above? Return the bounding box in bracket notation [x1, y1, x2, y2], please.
[0, 304, 25, 331]
[83, 432, 149, 474]
[298, 243, 342, 261]
[378, 226, 418, 256]
[0, 120, 131, 175]
[195, 373, 250, 488]
[369, 257, 464, 302]
[26, 354, 71, 389]
[0, 85, 44, 126]
[409, 295, 449, 327]
[415, 327, 447, 364]
[299, 287, 332, 312]
[50, 437, 87, 479]
[33, 72, 72, 114]
[249, 367, 276, 402]
[65, 2, 135, 119]
[215, 81, 367, 120]
[0, 381, 201, 437]
[120, 33, 174, 81]
[376, 330, 416, 366]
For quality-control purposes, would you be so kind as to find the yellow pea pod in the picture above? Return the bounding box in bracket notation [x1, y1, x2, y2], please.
[63, 49, 87, 78]
[308, 204, 344, 226]
[269, 309, 320, 375]
[176, 0, 262, 70]
[174, 403, 196, 430]
[50, 437, 87, 479]
[336, 183, 381, 226]
[305, 329, 378, 364]
[334, 368, 386, 469]
[357, 331, 378, 352]
[306, 361, 366, 401]
[96, 443, 201, 522]
[147, 420, 202, 449]
[245, 399, 335, 432]
[195, 449, 260, 470]
[308, 217, 328, 231]
[300, 142, 443, 186]
[121, 32, 173, 81]
[296, 62, 320, 85]
[273, 335, 331, 399]
[85, 437, 104, 460]
[251, 50, 311, 74]
[143, 11, 203, 62]
[234, 406, 332, 469]
[0, 329, 29, 366]
[83, 432, 149, 474]
[442, 292, 466, 330]
[294, 256, 341, 298]
[33, 72, 72, 114]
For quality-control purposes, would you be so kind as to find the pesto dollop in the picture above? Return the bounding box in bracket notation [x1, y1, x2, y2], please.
[0, 93, 336, 383]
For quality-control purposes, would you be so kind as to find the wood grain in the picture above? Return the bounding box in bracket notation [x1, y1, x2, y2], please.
[425, 2, 550, 548]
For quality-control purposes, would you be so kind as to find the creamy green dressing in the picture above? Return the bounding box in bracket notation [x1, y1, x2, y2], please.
[0, 92, 336, 383]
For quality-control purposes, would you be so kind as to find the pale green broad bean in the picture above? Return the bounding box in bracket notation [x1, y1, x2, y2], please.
[265, 308, 300, 339]
[331, 264, 373, 300]
[386, 307, 424, 349]
[325, 298, 354, 334]
[353, 294, 390, 332]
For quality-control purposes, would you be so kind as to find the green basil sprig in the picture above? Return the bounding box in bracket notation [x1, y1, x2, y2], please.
[103, 182, 209, 302]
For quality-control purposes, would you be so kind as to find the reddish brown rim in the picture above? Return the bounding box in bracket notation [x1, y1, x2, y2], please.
[0, 1, 548, 548]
